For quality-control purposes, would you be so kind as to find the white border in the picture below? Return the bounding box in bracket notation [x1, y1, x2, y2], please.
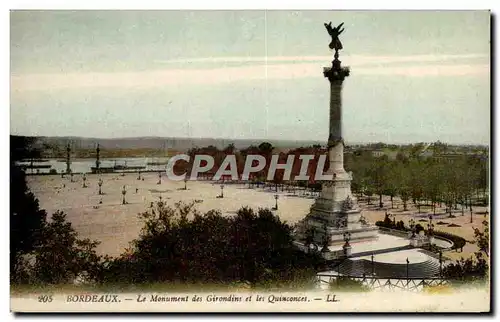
[4, 1, 498, 10]
[3, 1, 497, 321]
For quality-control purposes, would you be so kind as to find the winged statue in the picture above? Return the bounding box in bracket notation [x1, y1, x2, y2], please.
[324, 22, 345, 51]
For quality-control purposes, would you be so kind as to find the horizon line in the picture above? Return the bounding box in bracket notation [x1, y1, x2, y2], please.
[9, 134, 490, 147]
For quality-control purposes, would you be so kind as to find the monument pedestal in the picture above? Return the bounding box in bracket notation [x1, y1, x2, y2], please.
[343, 244, 352, 257]
[293, 51, 378, 258]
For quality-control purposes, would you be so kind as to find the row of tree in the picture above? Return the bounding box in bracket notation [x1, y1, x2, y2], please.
[346, 151, 488, 213]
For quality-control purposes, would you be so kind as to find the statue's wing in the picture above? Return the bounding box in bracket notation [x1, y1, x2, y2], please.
[324, 23, 333, 35]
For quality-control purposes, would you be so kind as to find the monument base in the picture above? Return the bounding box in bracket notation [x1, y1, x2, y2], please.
[293, 198, 380, 261]
[300, 215, 379, 245]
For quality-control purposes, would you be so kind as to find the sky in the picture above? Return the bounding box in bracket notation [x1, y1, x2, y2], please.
[10, 10, 490, 144]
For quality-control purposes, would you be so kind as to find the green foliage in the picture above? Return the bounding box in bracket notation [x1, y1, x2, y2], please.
[375, 213, 407, 231]
[473, 220, 489, 256]
[14, 211, 105, 285]
[415, 224, 424, 234]
[345, 145, 488, 214]
[10, 136, 47, 283]
[442, 220, 489, 282]
[329, 276, 370, 292]
[99, 202, 324, 287]
[442, 255, 488, 283]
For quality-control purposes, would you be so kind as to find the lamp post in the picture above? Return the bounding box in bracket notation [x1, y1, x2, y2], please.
[343, 232, 351, 247]
[157, 171, 162, 185]
[98, 178, 103, 195]
[121, 185, 127, 205]
[439, 250, 443, 277]
[427, 215, 435, 247]
[371, 253, 375, 276]
[343, 232, 351, 257]
[409, 218, 416, 237]
[184, 177, 188, 190]
[220, 184, 224, 198]
[274, 194, 279, 210]
[320, 223, 330, 253]
[427, 216, 434, 235]
[82, 173, 87, 188]
[470, 208, 473, 224]
[406, 258, 410, 283]
[137, 171, 141, 180]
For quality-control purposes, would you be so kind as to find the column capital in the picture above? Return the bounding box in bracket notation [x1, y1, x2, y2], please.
[323, 65, 350, 82]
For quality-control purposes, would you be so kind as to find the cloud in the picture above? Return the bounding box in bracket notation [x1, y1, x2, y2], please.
[11, 54, 489, 92]
[155, 54, 488, 66]
[356, 64, 490, 77]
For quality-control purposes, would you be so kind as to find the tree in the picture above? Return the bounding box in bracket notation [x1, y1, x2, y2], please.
[101, 202, 323, 287]
[223, 143, 236, 155]
[258, 142, 274, 155]
[29, 211, 104, 284]
[473, 220, 489, 257]
[367, 157, 389, 208]
[385, 162, 400, 209]
[409, 159, 425, 212]
[442, 220, 489, 282]
[393, 161, 412, 211]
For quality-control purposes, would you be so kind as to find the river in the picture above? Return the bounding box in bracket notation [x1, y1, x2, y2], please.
[16, 157, 171, 174]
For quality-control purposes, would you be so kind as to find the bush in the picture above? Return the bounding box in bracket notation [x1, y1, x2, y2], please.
[10, 136, 47, 284]
[442, 255, 488, 282]
[442, 220, 489, 283]
[15, 211, 105, 285]
[330, 276, 370, 292]
[415, 224, 425, 234]
[375, 213, 406, 231]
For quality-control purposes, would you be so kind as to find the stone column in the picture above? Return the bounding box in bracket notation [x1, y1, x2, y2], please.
[329, 80, 343, 146]
[323, 59, 350, 175]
